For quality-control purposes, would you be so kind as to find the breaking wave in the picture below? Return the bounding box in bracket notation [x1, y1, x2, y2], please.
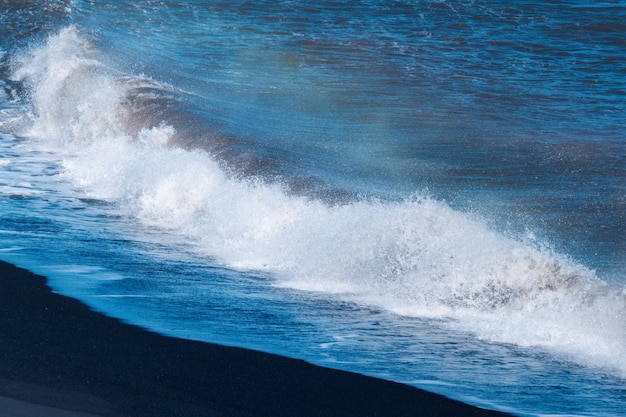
[10, 26, 626, 376]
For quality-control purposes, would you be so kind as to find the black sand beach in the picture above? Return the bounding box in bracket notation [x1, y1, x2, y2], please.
[0, 260, 514, 417]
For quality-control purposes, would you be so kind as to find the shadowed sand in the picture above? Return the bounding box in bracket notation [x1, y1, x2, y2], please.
[0, 261, 515, 417]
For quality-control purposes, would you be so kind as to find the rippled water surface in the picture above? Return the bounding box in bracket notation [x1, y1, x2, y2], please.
[1, 1, 625, 416]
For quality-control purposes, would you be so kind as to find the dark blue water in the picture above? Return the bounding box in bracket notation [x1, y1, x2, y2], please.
[1, 1, 625, 416]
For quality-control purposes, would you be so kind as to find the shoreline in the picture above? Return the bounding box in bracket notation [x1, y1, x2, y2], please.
[0, 260, 514, 417]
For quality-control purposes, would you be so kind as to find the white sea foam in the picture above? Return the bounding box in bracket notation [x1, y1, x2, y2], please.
[13, 26, 626, 376]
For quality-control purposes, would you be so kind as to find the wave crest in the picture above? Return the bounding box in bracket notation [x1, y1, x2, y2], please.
[11, 25, 626, 376]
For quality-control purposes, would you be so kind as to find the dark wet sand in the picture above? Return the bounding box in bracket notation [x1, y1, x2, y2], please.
[0, 261, 514, 417]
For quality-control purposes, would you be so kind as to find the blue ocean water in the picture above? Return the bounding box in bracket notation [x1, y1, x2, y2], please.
[1, 1, 625, 415]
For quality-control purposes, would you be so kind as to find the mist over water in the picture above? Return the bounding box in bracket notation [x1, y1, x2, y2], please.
[1, 2, 626, 416]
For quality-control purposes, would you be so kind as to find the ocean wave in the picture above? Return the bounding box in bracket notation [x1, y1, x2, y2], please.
[10, 25, 626, 376]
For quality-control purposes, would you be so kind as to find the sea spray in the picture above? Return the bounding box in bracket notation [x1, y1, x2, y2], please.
[11, 25, 626, 378]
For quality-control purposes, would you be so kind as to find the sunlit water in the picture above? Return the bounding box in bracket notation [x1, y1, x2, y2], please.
[1, 1, 625, 416]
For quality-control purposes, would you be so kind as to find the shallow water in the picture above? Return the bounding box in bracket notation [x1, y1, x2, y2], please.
[1, 1, 625, 416]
